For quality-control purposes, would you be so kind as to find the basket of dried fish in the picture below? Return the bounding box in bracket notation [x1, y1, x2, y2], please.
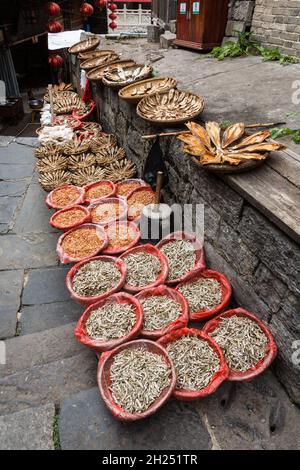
[136, 285, 189, 340]
[116, 179, 150, 198]
[80, 53, 120, 71]
[71, 167, 107, 186]
[45, 184, 85, 210]
[39, 171, 73, 192]
[53, 115, 82, 130]
[50, 205, 91, 232]
[156, 231, 206, 285]
[119, 244, 169, 294]
[72, 100, 96, 121]
[90, 134, 118, 153]
[67, 153, 96, 171]
[86, 60, 136, 81]
[158, 328, 229, 401]
[103, 221, 141, 255]
[78, 49, 115, 60]
[79, 121, 102, 135]
[84, 180, 117, 205]
[178, 122, 285, 174]
[176, 269, 232, 322]
[47, 82, 73, 94]
[137, 89, 205, 126]
[36, 154, 68, 173]
[94, 145, 125, 166]
[68, 37, 100, 55]
[66, 255, 126, 307]
[98, 339, 176, 421]
[203, 308, 277, 381]
[127, 186, 156, 221]
[119, 77, 177, 104]
[88, 197, 128, 225]
[102, 64, 153, 89]
[57, 223, 108, 264]
[52, 93, 82, 115]
[35, 143, 62, 159]
[63, 137, 90, 155]
[75, 292, 143, 352]
[105, 159, 137, 183]
[44, 90, 78, 104]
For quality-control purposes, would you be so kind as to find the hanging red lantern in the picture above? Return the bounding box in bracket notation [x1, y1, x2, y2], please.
[45, 2, 61, 16]
[109, 21, 117, 30]
[108, 3, 117, 12]
[47, 20, 62, 33]
[49, 54, 64, 68]
[80, 2, 94, 16]
[108, 12, 117, 21]
[94, 0, 107, 7]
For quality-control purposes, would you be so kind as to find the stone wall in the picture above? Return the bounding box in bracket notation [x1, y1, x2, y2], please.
[91, 82, 300, 407]
[225, 0, 256, 39]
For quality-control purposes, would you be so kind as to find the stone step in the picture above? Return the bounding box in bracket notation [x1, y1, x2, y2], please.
[0, 323, 84, 379]
[0, 403, 55, 450]
[0, 350, 97, 416]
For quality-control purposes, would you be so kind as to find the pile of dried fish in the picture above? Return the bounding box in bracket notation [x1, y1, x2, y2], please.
[210, 316, 268, 372]
[105, 159, 137, 182]
[39, 170, 72, 192]
[52, 93, 82, 115]
[68, 153, 96, 170]
[179, 122, 285, 166]
[179, 278, 222, 313]
[69, 37, 100, 55]
[86, 303, 136, 340]
[120, 77, 177, 100]
[166, 335, 220, 390]
[35, 143, 61, 159]
[71, 166, 106, 186]
[36, 155, 68, 173]
[110, 347, 171, 413]
[137, 89, 204, 123]
[160, 240, 196, 281]
[123, 252, 161, 287]
[103, 64, 152, 87]
[94, 145, 125, 166]
[63, 137, 90, 155]
[140, 295, 181, 331]
[80, 53, 119, 71]
[72, 259, 121, 297]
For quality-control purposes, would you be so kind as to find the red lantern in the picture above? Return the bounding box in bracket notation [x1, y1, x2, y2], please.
[45, 2, 61, 16]
[108, 3, 117, 12]
[80, 2, 94, 16]
[49, 54, 64, 68]
[47, 20, 62, 33]
[109, 21, 117, 30]
[94, 0, 107, 7]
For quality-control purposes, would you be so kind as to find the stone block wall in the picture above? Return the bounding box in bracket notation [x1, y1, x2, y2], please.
[91, 82, 300, 407]
[225, 0, 256, 38]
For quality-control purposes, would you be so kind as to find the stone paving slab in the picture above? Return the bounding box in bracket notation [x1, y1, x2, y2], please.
[0, 164, 35, 181]
[0, 403, 55, 450]
[0, 233, 58, 270]
[0, 142, 36, 165]
[19, 301, 83, 335]
[0, 270, 23, 339]
[0, 180, 30, 197]
[22, 266, 70, 305]
[0, 351, 97, 416]
[0, 323, 84, 379]
[59, 388, 211, 450]
[0, 196, 23, 229]
[13, 183, 57, 234]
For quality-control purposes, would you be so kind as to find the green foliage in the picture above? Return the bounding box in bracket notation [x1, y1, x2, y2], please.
[270, 127, 300, 144]
[220, 120, 233, 130]
[210, 32, 298, 65]
[53, 414, 61, 450]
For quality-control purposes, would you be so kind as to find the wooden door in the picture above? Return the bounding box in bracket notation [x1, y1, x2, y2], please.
[188, 1, 204, 46]
[176, 0, 191, 43]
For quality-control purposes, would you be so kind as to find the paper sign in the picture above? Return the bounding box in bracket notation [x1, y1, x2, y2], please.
[192, 2, 200, 14]
[180, 2, 187, 14]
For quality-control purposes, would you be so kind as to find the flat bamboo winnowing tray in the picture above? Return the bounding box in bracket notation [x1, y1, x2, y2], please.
[80, 53, 120, 71]
[102, 64, 153, 89]
[86, 60, 136, 81]
[78, 49, 114, 60]
[119, 77, 177, 104]
[68, 37, 100, 55]
[137, 89, 205, 126]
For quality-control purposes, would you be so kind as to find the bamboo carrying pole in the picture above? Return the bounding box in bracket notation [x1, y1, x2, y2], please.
[48, 84, 55, 126]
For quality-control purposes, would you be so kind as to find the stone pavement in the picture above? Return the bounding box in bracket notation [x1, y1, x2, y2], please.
[0, 137, 299, 450]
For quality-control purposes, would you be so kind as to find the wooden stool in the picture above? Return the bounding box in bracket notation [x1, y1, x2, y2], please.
[31, 107, 43, 123]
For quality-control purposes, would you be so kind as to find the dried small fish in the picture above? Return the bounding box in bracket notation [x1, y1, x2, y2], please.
[210, 316, 268, 372]
[36, 155, 68, 173]
[105, 159, 136, 182]
[68, 153, 96, 170]
[160, 240, 196, 282]
[110, 347, 171, 413]
[72, 259, 121, 297]
[123, 252, 161, 287]
[71, 166, 107, 186]
[166, 335, 220, 390]
[38, 170, 72, 192]
[103, 64, 152, 87]
[86, 303, 136, 340]
[179, 278, 222, 313]
[141, 295, 181, 331]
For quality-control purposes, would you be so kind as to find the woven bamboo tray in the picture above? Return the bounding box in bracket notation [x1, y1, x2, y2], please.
[68, 37, 100, 55]
[78, 49, 114, 60]
[119, 77, 177, 104]
[137, 89, 205, 126]
[80, 53, 120, 71]
[191, 155, 268, 174]
[86, 60, 136, 81]
[102, 64, 153, 90]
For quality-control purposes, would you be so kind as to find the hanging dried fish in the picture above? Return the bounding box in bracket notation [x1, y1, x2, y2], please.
[72, 259, 121, 297]
[110, 347, 171, 413]
[179, 278, 222, 313]
[86, 303, 136, 340]
[122, 252, 161, 287]
[166, 335, 220, 390]
[140, 295, 181, 331]
[160, 240, 196, 282]
[210, 316, 268, 372]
